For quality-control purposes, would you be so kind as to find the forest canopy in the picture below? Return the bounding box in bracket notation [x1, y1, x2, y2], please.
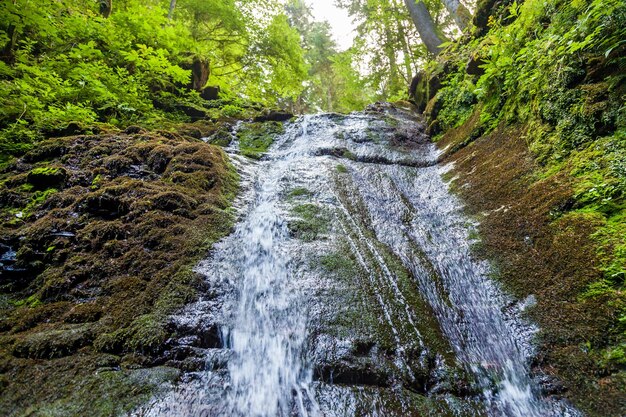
[0, 0, 310, 160]
[0, 0, 477, 160]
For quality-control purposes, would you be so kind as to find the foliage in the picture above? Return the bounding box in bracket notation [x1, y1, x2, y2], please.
[335, 0, 470, 102]
[337, 0, 423, 100]
[0, 0, 307, 161]
[285, 1, 374, 112]
[434, 70, 476, 130]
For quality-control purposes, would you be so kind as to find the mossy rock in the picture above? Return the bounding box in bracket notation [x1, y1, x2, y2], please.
[237, 121, 284, 159]
[27, 166, 67, 189]
[151, 191, 197, 213]
[147, 145, 173, 173]
[0, 129, 239, 414]
[208, 128, 233, 147]
[289, 203, 330, 241]
[11, 324, 93, 359]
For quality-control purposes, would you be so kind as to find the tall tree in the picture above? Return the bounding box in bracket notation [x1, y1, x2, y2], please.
[337, 0, 426, 99]
[167, 0, 176, 20]
[403, 0, 445, 55]
[99, 0, 112, 18]
[285, 0, 373, 112]
[441, 0, 471, 31]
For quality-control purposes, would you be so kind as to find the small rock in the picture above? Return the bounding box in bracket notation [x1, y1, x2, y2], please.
[201, 86, 220, 101]
[124, 125, 144, 134]
[12, 324, 93, 359]
[466, 54, 486, 76]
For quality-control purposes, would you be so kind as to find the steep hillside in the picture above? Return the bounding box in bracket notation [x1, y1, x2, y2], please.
[413, 0, 625, 414]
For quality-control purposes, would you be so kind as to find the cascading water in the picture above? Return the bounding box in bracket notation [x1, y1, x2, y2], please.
[219, 129, 319, 417]
[137, 105, 580, 417]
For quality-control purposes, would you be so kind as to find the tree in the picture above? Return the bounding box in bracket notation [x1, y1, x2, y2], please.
[403, 0, 446, 55]
[167, 0, 176, 20]
[337, 0, 426, 100]
[284, 0, 373, 112]
[441, 0, 471, 31]
[99, 0, 112, 18]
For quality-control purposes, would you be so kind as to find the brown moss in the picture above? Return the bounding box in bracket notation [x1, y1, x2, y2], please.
[8, 302, 72, 333]
[441, 124, 624, 415]
[11, 323, 94, 359]
[146, 145, 173, 173]
[437, 106, 483, 155]
[0, 129, 238, 414]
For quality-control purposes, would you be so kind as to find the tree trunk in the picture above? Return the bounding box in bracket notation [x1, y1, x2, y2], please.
[396, 18, 414, 83]
[0, 24, 18, 64]
[403, 0, 445, 55]
[168, 0, 177, 20]
[441, 0, 471, 31]
[384, 31, 402, 95]
[191, 57, 209, 91]
[99, 0, 112, 18]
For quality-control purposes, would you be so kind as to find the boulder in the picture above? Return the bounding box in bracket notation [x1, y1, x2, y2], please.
[201, 86, 220, 101]
[253, 110, 294, 123]
[12, 324, 93, 359]
[124, 125, 144, 134]
[466, 53, 486, 76]
[409, 71, 442, 113]
[176, 104, 207, 121]
[473, 0, 515, 38]
[186, 57, 210, 92]
[425, 96, 444, 135]
[473, 0, 500, 37]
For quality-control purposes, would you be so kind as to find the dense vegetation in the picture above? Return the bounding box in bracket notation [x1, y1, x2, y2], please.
[0, 0, 310, 162]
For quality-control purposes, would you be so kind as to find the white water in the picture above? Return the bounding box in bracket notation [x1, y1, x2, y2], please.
[137, 107, 580, 417]
[220, 133, 318, 417]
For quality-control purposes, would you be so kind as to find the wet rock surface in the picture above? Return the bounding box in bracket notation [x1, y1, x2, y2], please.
[253, 110, 295, 123]
[137, 105, 581, 417]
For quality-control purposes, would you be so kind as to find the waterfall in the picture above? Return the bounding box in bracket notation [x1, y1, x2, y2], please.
[137, 106, 579, 417]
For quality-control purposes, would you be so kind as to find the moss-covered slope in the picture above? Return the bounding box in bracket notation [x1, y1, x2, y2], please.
[0, 126, 238, 415]
[415, 0, 625, 415]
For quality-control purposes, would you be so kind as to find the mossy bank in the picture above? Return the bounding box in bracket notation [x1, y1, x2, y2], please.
[411, 0, 625, 414]
[0, 122, 242, 415]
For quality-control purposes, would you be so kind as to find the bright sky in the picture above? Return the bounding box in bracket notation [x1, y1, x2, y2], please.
[309, 0, 356, 51]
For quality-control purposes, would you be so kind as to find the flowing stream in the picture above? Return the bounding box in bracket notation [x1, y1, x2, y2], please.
[137, 105, 579, 417]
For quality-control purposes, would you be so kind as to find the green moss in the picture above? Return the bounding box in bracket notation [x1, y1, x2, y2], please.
[208, 129, 233, 147]
[90, 174, 103, 190]
[237, 121, 284, 159]
[336, 164, 348, 173]
[289, 203, 329, 242]
[287, 187, 311, 199]
[13, 294, 42, 308]
[23, 367, 179, 417]
[383, 116, 400, 127]
[20, 183, 34, 192]
[29, 166, 63, 177]
[435, 72, 477, 131]
[441, 170, 456, 183]
[320, 252, 354, 274]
